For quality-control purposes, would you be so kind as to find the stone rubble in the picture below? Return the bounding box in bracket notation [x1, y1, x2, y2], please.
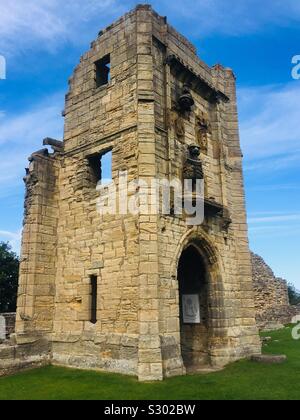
[252, 253, 299, 330]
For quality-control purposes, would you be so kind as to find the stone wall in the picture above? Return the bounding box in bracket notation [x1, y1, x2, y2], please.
[252, 253, 298, 329]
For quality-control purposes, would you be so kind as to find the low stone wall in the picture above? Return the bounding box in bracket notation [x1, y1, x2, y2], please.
[0, 315, 50, 377]
[0, 335, 51, 377]
[252, 253, 299, 329]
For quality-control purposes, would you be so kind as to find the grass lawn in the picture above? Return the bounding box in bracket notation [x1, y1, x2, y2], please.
[0, 326, 299, 400]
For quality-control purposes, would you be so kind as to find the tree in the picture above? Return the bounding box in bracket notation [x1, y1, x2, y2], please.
[0, 242, 19, 312]
[288, 283, 300, 306]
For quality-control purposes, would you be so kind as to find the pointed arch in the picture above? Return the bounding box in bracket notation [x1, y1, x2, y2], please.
[172, 228, 227, 370]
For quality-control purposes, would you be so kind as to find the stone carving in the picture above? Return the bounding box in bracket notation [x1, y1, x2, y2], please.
[222, 207, 232, 231]
[196, 112, 211, 154]
[183, 145, 204, 185]
[23, 166, 38, 224]
[167, 110, 185, 138]
[177, 84, 195, 113]
[175, 116, 185, 138]
[19, 313, 34, 322]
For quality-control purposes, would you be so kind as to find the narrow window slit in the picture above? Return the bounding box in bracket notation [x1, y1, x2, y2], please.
[90, 275, 98, 324]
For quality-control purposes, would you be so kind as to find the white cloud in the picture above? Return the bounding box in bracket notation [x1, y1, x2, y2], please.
[247, 184, 300, 192]
[0, 92, 64, 194]
[244, 153, 300, 172]
[0, 0, 125, 55]
[248, 211, 300, 242]
[238, 83, 300, 169]
[0, 229, 22, 253]
[0, 93, 64, 252]
[249, 224, 300, 238]
[248, 214, 300, 224]
[249, 211, 300, 216]
[1, 0, 300, 56]
[151, 0, 300, 36]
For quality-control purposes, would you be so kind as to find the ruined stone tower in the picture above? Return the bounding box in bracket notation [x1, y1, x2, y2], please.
[11, 5, 261, 380]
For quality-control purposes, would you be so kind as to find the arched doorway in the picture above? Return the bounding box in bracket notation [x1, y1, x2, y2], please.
[178, 244, 210, 370]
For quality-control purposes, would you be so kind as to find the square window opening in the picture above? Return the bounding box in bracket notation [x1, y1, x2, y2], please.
[95, 54, 111, 87]
[88, 150, 112, 187]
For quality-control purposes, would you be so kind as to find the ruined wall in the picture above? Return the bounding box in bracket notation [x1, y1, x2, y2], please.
[16, 151, 60, 341]
[51, 8, 140, 375]
[252, 253, 296, 329]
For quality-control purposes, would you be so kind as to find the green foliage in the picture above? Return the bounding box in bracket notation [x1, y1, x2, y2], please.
[0, 242, 19, 312]
[288, 283, 300, 305]
[0, 327, 299, 400]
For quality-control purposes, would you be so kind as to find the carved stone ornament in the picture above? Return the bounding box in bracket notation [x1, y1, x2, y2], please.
[183, 145, 204, 182]
[178, 84, 195, 113]
[196, 112, 211, 154]
[175, 116, 185, 138]
[167, 110, 185, 138]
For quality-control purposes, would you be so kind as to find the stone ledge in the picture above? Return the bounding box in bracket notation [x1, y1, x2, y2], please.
[52, 353, 137, 377]
[0, 355, 50, 377]
[251, 354, 287, 364]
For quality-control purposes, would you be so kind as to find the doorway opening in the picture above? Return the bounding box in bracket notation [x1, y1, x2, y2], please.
[178, 245, 210, 370]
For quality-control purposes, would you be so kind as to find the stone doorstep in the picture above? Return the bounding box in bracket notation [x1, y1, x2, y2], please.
[259, 323, 285, 333]
[251, 354, 287, 364]
[186, 365, 224, 375]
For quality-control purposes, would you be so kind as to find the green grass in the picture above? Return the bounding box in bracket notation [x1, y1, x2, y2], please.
[0, 326, 299, 400]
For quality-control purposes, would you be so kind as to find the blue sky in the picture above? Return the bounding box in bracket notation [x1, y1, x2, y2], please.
[0, 0, 299, 288]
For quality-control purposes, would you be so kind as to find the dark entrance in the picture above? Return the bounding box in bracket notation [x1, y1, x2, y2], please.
[178, 245, 210, 369]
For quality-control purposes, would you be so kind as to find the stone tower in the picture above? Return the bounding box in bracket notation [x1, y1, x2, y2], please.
[12, 5, 261, 381]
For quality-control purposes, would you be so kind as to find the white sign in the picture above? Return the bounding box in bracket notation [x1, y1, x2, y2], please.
[182, 294, 200, 324]
[0, 315, 6, 341]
